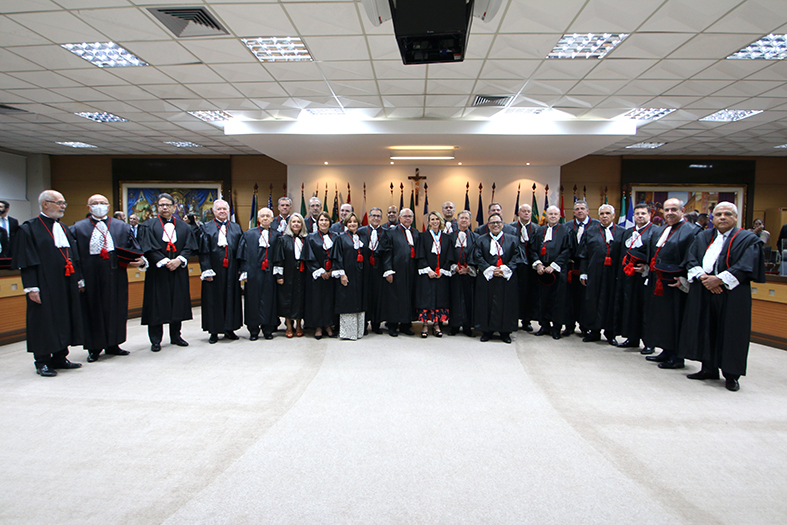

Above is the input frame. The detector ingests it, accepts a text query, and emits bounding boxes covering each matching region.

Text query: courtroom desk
[751,275,787,350]
[0,261,203,346]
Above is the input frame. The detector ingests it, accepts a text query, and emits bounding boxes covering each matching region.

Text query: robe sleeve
[331,236,346,275]
[236,234,248,273]
[178,223,198,260]
[13,224,41,289]
[471,238,492,273]
[506,239,523,272]
[198,224,212,272]
[415,233,431,272]
[380,230,394,273]
[725,236,766,284]
[139,222,167,263]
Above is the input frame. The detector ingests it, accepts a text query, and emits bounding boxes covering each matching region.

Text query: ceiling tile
[57,67,129,85]
[668,34,763,59]
[319,60,375,81]
[0,16,51,46]
[233,82,288,98]
[426,79,476,95]
[569,79,630,96]
[157,64,226,83]
[464,33,494,60]
[425,94,470,107]
[280,80,333,97]
[568,0,664,33]
[639,60,716,80]
[640,0,744,32]
[75,7,170,41]
[8,11,106,43]
[487,33,560,60]
[427,60,484,80]
[472,79,525,94]
[54,85,119,101]
[187,82,245,99]
[663,79,733,97]
[479,59,539,80]
[179,38,257,64]
[585,59,659,80]
[8,71,84,88]
[615,79,683,96]
[210,63,274,83]
[691,60,774,81]
[327,80,378,96]
[498,0,587,33]
[376,79,425,95]
[521,80,577,95]
[6,88,75,103]
[284,3,363,36]
[0,72,37,89]
[611,33,694,60]
[424,107,464,118]
[211,3,296,37]
[373,60,426,80]
[336,95,382,108]
[262,62,325,81]
[306,36,370,61]
[10,45,98,70]
[122,41,199,67]
[713,81,785,98]
[381,95,424,108]
[530,60,598,80]
[706,0,787,33]
[386,107,424,118]
[140,83,199,98]
[0,0,62,13]
[366,35,400,60]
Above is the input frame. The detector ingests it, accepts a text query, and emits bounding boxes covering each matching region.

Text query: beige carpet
[1,313,785,524]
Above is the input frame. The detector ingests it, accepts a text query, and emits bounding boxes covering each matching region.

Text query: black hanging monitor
[390,0,474,65]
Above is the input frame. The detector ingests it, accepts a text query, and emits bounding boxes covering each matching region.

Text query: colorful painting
[121,183,223,224]
[631,186,745,227]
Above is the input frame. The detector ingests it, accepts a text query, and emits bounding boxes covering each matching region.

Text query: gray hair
[713,202,738,215]
[38,190,60,211]
[213,199,228,210]
[278,196,292,206]
[546,205,560,214]
[457,210,472,220]
[598,204,615,215]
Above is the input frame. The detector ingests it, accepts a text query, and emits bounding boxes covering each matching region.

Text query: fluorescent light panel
[547,33,628,59]
[505,107,547,116]
[305,108,345,116]
[75,112,128,123]
[165,141,202,148]
[56,141,97,148]
[389,145,455,151]
[188,110,232,122]
[619,108,676,121]
[61,42,147,68]
[242,37,312,62]
[625,142,665,149]
[390,156,455,160]
[727,34,787,60]
[699,109,763,122]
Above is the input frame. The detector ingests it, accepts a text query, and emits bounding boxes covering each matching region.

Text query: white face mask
[90,204,109,217]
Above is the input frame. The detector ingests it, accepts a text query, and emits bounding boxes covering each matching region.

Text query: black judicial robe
[414,230,454,311]
[273,234,308,319]
[359,225,385,326]
[578,222,624,333]
[475,223,516,236]
[271,215,289,233]
[562,218,599,328]
[331,231,367,315]
[199,220,243,334]
[470,233,523,333]
[14,215,83,353]
[529,224,571,326]
[510,220,540,323]
[139,216,197,326]
[304,231,337,327]
[329,221,347,235]
[443,218,458,235]
[678,228,765,376]
[0,226,9,257]
[613,223,656,341]
[305,215,319,234]
[642,220,701,352]
[70,217,138,351]
[238,227,280,331]
[448,229,478,329]
[380,224,420,324]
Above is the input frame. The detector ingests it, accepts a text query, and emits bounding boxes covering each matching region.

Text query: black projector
[390,0,474,65]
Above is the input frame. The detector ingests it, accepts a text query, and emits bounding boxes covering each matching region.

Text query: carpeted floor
[1,313,785,524]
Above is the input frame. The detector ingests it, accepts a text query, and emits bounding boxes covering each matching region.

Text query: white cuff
[532,260,542,270]
[273,266,284,276]
[312,268,326,280]
[78,279,85,288]
[418,267,432,275]
[718,270,740,290]
[333,269,346,277]
[439,268,452,277]
[157,257,171,268]
[580,273,588,281]
[483,266,495,281]
[25,287,40,293]
[467,266,477,278]
[139,256,149,270]
[677,276,690,294]
[500,265,513,280]
[200,269,216,281]
[687,266,704,283]
[177,256,188,267]
[450,263,459,275]
[641,266,650,278]
[383,270,395,278]
[239,272,247,281]
[550,262,561,273]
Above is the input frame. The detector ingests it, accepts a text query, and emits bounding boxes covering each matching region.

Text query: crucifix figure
[409,168,426,206]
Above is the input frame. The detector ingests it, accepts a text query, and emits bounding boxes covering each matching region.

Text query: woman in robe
[415,211,453,337]
[304,212,336,339]
[274,212,308,338]
[448,210,478,336]
[331,213,367,340]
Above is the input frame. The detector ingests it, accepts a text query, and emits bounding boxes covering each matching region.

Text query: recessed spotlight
[699,109,763,122]
[61,42,147,68]
[75,112,128,123]
[526,162,530,165]
[390,161,394,165]
[617,108,676,121]
[165,141,202,148]
[625,142,665,149]
[56,141,97,148]
[547,33,628,59]
[241,37,313,62]
[728,34,787,60]
[188,110,233,123]
[458,162,462,165]
[324,161,328,165]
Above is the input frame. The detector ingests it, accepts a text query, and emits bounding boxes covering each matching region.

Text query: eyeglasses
[158,203,173,208]
[488,221,503,225]
[45,200,68,207]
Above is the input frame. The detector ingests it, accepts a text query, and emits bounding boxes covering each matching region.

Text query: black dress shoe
[172,337,189,347]
[263,333,273,340]
[249,333,259,341]
[151,343,161,352]
[646,352,669,362]
[87,351,100,363]
[388,329,398,337]
[582,332,601,343]
[619,339,640,348]
[687,370,720,380]
[725,378,740,392]
[534,327,549,336]
[400,328,414,336]
[607,338,618,346]
[561,327,573,336]
[463,327,475,337]
[480,332,491,342]
[450,326,460,336]
[36,364,57,377]
[372,325,383,335]
[209,334,219,344]
[658,359,685,369]
[105,347,130,356]
[224,331,239,340]
[551,328,561,340]
[52,359,82,369]
[523,323,533,332]
[640,347,655,355]
[501,333,512,344]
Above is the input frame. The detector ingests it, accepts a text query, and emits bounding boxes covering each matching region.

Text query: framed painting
[631,185,746,227]
[121,182,223,224]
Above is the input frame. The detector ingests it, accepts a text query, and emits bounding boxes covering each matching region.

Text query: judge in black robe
[530,207,572,339]
[71,194,143,362]
[304,196,323,235]
[270,196,292,234]
[414,212,454,337]
[359,208,386,334]
[561,202,598,336]
[643,198,701,369]
[448,212,478,336]
[332,213,367,340]
[329,203,353,234]
[678,203,765,391]
[510,204,539,331]
[274,213,309,337]
[13,190,83,376]
[139,193,198,351]
[470,213,523,343]
[380,208,420,336]
[238,208,280,340]
[199,200,243,343]
[0,226,8,258]
[304,212,337,338]
[578,206,624,344]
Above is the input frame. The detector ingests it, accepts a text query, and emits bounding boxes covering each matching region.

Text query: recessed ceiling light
[727,34,787,60]
[241,37,312,62]
[775,144,787,149]
[307,108,345,116]
[625,142,665,149]
[390,156,456,160]
[56,141,97,148]
[61,42,147,68]
[75,112,128,123]
[390,161,394,164]
[699,109,763,122]
[188,110,233,123]
[526,162,530,165]
[389,145,455,151]
[504,107,547,116]
[458,162,462,165]
[547,33,628,59]
[165,141,202,148]
[324,161,328,165]
[618,108,676,121]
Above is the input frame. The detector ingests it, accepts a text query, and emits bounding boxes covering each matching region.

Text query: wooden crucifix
[408,168,426,206]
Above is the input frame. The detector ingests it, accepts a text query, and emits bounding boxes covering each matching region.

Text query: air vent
[0,104,29,114]
[472,95,512,107]
[148,7,229,38]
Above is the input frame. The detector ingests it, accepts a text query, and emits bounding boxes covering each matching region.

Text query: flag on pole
[421,184,429,231]
[267,184,273,211]
[559,185,566,224]
[361,183,368,226]
[540,184,549,225]
[619,186,627,226]
[226,188,237,225]
[409,189,416,230]
[346,183,351,205]
[464,182,470,213]
[475,183,484,227]
[531,183,539,225]
[300,183,306,217]
[619,186,634,228]
[331,185,339,222]
[248,184,258,229]
[323,184,329,213]
[513,183,520,221]
[399,183,404,212]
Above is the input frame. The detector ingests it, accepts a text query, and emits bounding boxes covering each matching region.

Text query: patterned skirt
[418,308,449,324]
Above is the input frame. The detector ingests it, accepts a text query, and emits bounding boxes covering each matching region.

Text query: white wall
[0,151,50,222]
[289,164,560,227]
